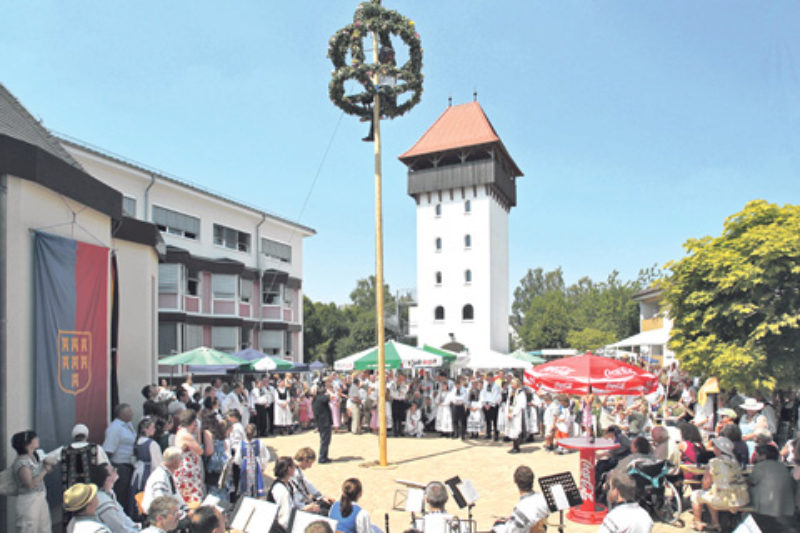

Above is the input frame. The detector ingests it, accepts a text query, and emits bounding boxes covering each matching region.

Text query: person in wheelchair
[626,454,684,525]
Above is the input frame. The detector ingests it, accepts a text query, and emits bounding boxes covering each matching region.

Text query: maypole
[328,0,423,466]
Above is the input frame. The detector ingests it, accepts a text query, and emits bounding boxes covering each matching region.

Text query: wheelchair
[627,459,684,526]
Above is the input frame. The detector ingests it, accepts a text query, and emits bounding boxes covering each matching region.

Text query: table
[556,436,620,525]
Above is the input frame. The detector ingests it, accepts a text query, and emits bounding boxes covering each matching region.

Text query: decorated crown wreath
[328,0,423,120]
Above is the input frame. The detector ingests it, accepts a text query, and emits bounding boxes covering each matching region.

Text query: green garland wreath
[328,1,423,119]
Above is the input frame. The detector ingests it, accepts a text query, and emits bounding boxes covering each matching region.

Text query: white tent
[456,350,531,370]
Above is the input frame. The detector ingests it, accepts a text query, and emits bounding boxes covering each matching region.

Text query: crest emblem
[58,330,92,395]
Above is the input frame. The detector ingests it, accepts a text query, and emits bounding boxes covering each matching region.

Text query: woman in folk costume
[273,379,294,435]
[506,378,527,454]
[466,384,484,438]
[435,381,453,437]
[239,424,270,498]
[130,417,161,510]
[329,381,343,432]
[298,389,314,429]
[496,380,509,436]
[404,402,425,438]
[525,387,542,440]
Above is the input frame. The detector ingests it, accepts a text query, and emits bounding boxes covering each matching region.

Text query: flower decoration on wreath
[328,0,423,120]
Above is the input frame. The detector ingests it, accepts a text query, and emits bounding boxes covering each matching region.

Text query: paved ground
[263,429,692,533]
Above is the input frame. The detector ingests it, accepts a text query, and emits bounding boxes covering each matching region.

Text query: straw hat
[63,483,98,512]
[717,407,737,419]
[741,398,764,411]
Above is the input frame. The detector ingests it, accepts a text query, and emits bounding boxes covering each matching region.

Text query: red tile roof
[399,101,522,176]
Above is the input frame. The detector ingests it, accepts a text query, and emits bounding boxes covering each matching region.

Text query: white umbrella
[458,350,531,370]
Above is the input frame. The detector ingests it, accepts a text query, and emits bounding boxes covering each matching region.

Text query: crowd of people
[6,363,800,533]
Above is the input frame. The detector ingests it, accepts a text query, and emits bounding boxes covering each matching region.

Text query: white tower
[400,102,522,355]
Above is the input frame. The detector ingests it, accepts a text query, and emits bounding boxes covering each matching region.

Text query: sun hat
[717,408,737,419]
[741,397,764,411]
[63,483,98,512]
[71,424,89,439]
[711,436,735,458]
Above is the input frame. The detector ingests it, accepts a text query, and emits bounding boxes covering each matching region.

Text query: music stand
[444,476,478,533]
[538,472,582,533]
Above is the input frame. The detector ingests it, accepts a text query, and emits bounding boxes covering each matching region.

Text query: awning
[609,328,669,348]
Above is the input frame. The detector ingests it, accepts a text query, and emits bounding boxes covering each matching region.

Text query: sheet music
[291,510,338,533]
[733,515,761,533]
[405,488,425,512]
[457,480,479,505]
[550,484,570,511]
[202,494,222,510]
[231,497,279,533]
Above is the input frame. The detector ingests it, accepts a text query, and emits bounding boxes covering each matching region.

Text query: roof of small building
[399,101,522,176]
[0,83,83,169]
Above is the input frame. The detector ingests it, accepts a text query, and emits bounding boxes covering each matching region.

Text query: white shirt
[598,502,653,533]
[142,465,187,517]
[492,493,549,533]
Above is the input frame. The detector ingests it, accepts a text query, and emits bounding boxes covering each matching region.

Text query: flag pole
[372,20,388,467]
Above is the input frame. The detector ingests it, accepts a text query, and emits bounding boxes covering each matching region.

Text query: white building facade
[61,140,315,364]
[400,102,522,355]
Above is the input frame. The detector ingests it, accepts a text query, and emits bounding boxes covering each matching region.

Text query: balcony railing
[641,317,664,331]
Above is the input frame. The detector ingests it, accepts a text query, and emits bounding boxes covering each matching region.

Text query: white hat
[71,424,89,439]
[741,398,764,411]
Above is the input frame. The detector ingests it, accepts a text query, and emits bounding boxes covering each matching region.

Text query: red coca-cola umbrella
[523,352,658,395]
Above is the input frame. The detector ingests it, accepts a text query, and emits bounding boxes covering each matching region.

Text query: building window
[465,269,472,284]
[284,331,293,357]
[122,196,136,218]
[435,203,442,217]
[240,328,251,350]
[214,224,251,252]
[211,326,237,353]
[158,322,179,356]
[462,304,474,320]
[260,330,282,355]
[262,281,281,305]
[186,270,199,296]
[435,237,442,252]
[435,271,442,285]
[240,278,252,303]
[158,263,183,294]
[434,306,445,321]
[262,238,292,263]
[185,324,204,351]
[464,200,471,213]
[152,206,199,240]
[464,234,472,249]
[212,274,236,300]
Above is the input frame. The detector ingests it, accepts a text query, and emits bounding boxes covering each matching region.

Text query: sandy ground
[261,429,692,533]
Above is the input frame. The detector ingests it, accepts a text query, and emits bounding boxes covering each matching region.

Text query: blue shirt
[329,501,362,533]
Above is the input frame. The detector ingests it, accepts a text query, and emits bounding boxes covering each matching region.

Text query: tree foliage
[303,276,399,364]
[513,266,658,351]
[662,200,800,392]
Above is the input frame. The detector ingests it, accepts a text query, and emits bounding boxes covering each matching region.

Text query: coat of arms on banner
[58,330,92,395]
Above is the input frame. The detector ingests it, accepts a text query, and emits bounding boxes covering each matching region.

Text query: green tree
[511,267,565,327]
[662,200,800,392]
[521,289,571,348]
[566,328,617,352]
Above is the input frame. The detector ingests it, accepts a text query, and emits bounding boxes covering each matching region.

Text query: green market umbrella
[159,346,246,367]
[509,349,546,365]
[334,341,443,371]
[422,344,458,363]
[251,355,295,372]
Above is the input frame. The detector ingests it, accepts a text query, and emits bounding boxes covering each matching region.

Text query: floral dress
[174,429,205,504]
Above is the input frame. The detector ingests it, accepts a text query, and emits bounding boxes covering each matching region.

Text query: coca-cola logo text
[603,367,636,378]
[579,458,594,502]
[539,366,575,377]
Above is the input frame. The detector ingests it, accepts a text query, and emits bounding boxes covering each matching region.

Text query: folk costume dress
[273,386,293,429]
[239,438,269,498]
[131,436,161,498]
[467,391,485,435]
[435,388,453,434]
[504,388,526,441]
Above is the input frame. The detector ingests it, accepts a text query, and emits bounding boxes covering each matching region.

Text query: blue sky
[2,1,798,304]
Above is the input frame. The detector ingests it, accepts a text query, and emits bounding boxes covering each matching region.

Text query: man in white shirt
[480,379,501,441]
[389,374,409,437]
[142,447,188,518]
[251,377,270,437]
[414,481,453,533]
[598,471,653,533]
[492,466,549,533]
[223,382,249,426]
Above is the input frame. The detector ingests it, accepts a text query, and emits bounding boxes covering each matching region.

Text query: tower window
[465,269,472,283]
[435,237,442,252]
[462,304,474,320]
[435,203,442,217]
[434,306,445,321]
[435,271,442,285]
[464,200,471,213]
[464,234,472,249]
